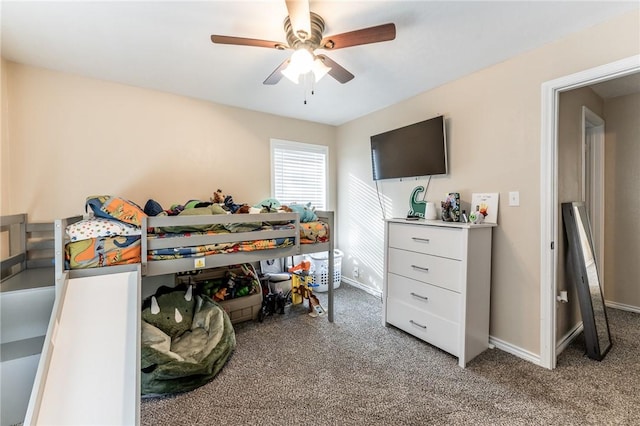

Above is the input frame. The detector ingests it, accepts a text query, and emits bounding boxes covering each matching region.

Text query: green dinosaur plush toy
[288,202,318,222]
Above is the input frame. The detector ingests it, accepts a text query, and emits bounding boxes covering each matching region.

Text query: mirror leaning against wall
[562,202,612,361]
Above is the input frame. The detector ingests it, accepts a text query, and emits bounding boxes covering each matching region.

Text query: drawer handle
[410,292,429,301]
[410,320,427,329]
[412,237,430,243]
[411,265,429,272]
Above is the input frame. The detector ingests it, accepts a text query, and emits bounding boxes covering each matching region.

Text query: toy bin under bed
[176,264,263,324]
[140,284,236,397]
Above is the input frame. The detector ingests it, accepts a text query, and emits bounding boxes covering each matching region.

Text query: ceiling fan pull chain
[303,72,310,104]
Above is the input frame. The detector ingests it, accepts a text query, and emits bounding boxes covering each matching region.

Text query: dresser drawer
[387,273,460,323]
[388,248,462,292]
[386,299,459,356]
[388,222,463,260]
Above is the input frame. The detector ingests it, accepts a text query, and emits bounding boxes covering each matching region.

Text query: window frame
[270,138,328,210]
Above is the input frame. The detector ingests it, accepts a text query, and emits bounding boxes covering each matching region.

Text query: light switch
[509,191,520,207]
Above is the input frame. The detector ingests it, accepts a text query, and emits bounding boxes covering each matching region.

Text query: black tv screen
[370,115,447,181]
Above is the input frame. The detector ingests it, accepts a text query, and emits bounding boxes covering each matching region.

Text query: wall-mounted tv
[370,115,447,181]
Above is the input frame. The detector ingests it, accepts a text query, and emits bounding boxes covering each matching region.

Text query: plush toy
[235,204,251,214]
[211,189,226,204]
[224,195,244,213]
[287,202,318,223]
[254,198,281,211]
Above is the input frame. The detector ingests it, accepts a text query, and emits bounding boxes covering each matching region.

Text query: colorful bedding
[300,221,329,244]
[148,237,294,261]
[145,221,327,261]
[64,213,329,269]
[66,235,141,269]
[148,221,328,244]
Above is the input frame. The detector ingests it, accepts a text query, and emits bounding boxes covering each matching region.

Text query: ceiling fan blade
[317,55,354,84]
[263,59,290,85]
[211,35,288,50]
[285,0,311,41]
[320,23,396,50]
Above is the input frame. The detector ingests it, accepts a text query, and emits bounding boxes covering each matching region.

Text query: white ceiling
[1,1,638,126]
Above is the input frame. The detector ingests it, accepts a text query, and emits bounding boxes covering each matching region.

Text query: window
[270,139,328,210]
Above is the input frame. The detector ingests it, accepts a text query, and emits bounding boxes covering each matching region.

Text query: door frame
[539,55,640,370]
[582,106,605,274]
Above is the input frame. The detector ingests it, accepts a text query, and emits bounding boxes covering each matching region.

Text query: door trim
[539,55,640,370]
[582,106,605,276]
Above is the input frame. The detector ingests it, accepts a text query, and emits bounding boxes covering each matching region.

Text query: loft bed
[28,209,336,424]
[54,210,336,321]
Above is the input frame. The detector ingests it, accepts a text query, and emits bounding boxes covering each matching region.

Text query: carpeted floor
[141,284,640,425]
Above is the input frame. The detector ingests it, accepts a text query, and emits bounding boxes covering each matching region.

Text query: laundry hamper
[309,249,343,292]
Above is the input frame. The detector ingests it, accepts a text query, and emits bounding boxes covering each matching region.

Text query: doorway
[540,55,640,370]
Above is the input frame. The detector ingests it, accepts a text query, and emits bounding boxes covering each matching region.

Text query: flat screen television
[370,115,447,181]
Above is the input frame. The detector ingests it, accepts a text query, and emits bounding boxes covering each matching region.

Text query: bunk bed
[54,210,336,322]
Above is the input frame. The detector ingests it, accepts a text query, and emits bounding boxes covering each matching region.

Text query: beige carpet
[141,284,640,425]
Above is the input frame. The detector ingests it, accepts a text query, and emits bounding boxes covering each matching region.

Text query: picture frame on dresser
[470,193,499,224]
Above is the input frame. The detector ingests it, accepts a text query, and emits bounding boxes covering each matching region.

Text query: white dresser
[383,219,495,367]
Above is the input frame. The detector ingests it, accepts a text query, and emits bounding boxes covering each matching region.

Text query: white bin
[309,249,343,292]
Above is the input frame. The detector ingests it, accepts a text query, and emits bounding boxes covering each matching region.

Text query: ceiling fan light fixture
[290,48,314,72]
[281,62,302,84]
[282,48,315,83]
[311,57,331,83]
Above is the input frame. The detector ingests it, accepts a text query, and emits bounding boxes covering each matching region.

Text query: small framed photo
[471,193,499,224]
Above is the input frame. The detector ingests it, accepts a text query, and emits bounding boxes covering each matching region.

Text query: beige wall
[556,87,604,341]
[336,10,639,356]
[1,62,336,221]
[604,92,640,308]
[2,9,638,363]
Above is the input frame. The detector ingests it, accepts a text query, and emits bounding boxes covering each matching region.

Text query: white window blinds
[271,139,327,210]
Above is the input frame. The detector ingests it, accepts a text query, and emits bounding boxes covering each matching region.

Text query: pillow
[66,217,142,242]
[86,195,146,227]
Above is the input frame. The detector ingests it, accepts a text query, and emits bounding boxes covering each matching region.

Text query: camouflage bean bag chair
[141,284,235,396]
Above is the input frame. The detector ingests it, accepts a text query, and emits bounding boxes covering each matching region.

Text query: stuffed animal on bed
[287,202,318,223]
[211,189,226,204]
[254,198,281,211]
[224,195,246,213]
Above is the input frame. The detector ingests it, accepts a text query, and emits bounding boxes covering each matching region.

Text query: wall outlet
[353,266,360,278]
[556,290,568,303]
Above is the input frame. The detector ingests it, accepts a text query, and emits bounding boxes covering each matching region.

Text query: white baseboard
[488,335,542,366]
[341,277,382,299]
[606,300,640,314]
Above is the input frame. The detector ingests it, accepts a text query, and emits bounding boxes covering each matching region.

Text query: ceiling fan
[210,0,396,85]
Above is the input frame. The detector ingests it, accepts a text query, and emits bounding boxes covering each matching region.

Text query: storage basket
[176,264,262,324]
[309,249,343,292]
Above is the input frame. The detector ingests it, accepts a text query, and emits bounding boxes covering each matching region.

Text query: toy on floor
[288,260,324,317]
[258,290,288,322]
